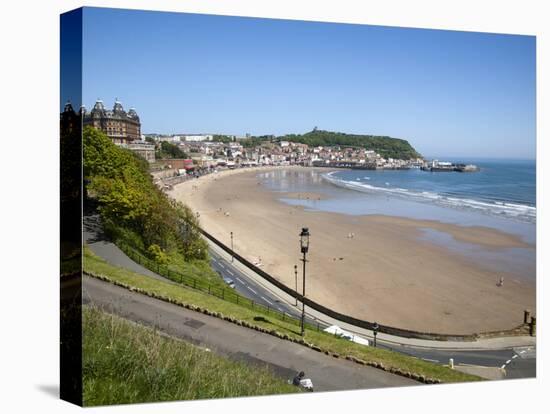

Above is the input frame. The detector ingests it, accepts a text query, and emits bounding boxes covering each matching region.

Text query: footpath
[83,275,417,391]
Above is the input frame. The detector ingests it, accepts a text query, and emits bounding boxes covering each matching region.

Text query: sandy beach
[169,167,536,334]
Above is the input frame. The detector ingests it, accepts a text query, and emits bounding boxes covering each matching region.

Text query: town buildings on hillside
[62,101,423,170]
[162,138,424,172]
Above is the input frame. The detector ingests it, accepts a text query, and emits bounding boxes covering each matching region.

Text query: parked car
[223,277,235,289]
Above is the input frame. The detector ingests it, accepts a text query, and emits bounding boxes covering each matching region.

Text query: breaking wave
[322,172,536,223]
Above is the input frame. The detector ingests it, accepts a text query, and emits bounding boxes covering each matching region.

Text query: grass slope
[84,246,482,384]
[83,306,298,406]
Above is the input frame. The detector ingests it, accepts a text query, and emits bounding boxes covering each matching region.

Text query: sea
[257,159,536,278]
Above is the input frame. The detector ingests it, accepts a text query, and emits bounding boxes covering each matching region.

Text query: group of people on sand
[216,207,231,217]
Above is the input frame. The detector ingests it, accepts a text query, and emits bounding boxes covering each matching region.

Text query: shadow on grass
[253,316,271,323]
[252,315,304,336]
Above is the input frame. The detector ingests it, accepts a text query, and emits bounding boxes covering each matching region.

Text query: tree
[157,141,187,159]
[83,126,206,261]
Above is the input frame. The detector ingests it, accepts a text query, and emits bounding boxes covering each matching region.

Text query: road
[204,236,535,379]
[209,250,327,329]
[83,214,535,379]
[377,343,535,380]
[83,275,418,391]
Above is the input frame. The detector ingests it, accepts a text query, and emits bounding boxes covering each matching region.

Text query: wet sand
[169,167,536,334]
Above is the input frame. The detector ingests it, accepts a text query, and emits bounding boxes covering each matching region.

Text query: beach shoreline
[168,166,535,334]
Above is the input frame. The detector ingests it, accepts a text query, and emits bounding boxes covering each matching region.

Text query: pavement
[83,275,419,391]
[454,365,505,381]
[83,215,166,283]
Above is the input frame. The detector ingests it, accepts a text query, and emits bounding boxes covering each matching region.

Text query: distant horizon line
[424,155,536,162]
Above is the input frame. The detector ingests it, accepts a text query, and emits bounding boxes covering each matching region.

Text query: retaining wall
[200,228,528,341]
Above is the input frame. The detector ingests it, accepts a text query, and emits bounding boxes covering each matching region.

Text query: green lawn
[83,246,482,384]
[83,306,298,406]
[116,239,228,291]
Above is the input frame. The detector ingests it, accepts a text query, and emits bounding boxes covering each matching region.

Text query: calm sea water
[325,159,536,224]
[258,160,536,279]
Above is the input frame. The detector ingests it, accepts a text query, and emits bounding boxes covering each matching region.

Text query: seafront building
[82,98,141,144]
[60,98,156,163]
[168,137,424,170]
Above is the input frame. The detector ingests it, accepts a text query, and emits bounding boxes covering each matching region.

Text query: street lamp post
[373,322,379,347]
[299,227,310,336]
[230,231,234,263]
[294,264,298,306]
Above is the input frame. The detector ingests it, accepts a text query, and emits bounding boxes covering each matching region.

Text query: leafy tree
[156,141,187,159]
[83,126,207,261]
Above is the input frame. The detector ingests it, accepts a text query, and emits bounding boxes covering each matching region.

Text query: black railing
[116,242,322,333]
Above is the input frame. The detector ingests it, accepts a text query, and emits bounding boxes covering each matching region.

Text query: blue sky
[78,7,536,159]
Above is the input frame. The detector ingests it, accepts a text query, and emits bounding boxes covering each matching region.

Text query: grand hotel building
[82,98,141,144]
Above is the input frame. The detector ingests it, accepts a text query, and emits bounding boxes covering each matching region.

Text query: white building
[183,134,214,142]
[156,135,181,143]
[365,150,378,159]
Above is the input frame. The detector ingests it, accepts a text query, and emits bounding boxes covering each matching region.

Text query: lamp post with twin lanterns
[372,322,379,347]
[299,227,310,336]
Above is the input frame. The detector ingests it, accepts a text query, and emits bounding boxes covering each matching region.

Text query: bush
[147,244,168,265]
